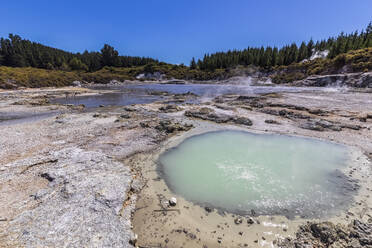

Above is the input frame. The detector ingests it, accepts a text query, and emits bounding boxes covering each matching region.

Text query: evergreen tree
[101,44,120,67]
[307,39,314,57]
[190,57,197,69]
[0,34,159,71]
[271,47,278,66]
[298,42,308,62]
[194,22,372,70]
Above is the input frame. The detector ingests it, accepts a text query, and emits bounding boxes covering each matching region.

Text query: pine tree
[190,57,197,69]
[101,44,120,67]
[298,42,308,62]
[271,47,278,66]
[307,39,314,58]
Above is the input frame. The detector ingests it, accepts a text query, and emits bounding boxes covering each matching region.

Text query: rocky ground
[293,71,372,88]
[279,220,372,248]
[0,85,371,248]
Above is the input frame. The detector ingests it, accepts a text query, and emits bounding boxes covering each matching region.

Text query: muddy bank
[131,89,371,247]
[131,122,371,248]
[0,86,371,247]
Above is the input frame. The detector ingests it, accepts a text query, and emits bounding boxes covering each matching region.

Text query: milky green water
[159,130,356,218]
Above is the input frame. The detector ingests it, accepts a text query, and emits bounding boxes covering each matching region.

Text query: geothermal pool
[52,83,344,107]
[159,130,357,218]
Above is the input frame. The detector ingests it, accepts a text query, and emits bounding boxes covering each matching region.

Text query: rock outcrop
[293,72,372,88]
[155,120,193,133]
[159,104,183,113]
[299,119,363,132]
[279,220,372,248]
[185,107,252,126]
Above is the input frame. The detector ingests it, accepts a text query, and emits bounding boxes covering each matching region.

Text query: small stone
[205,207,213,213]
[129,233,138,245]
[40,173,55,182]
[234,116,253,126]
[120,114,130,119]
[265,119,279,124]
[247,217,255,225]
[359,117,367,122]
[124,106,136,112]
[234,217,243,225]
[169,197,177,206]
[140,122,149,128]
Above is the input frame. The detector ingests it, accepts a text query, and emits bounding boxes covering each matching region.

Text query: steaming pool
[159,130,357,218]
[51,83,346,108]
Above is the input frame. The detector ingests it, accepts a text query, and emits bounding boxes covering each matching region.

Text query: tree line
[193,22,372,70]
[1,22,371,73]
[0,34,158,71]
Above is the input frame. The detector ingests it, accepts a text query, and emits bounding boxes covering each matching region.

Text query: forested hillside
[0,34,158,71]
[195,23,372,70]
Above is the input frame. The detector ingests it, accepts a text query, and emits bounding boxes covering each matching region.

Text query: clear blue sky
[1,0,371,64]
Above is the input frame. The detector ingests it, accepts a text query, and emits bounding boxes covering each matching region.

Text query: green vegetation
[195,23,372,70]
[0,63,228,89]
[81,63,228,84]
[139,62,228,80]
[0,33,231,88]
[271,47,372,84]
[0,34,158,72]
[1,47,371,89]
[0,66,80,89]
[1,22,372,89]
